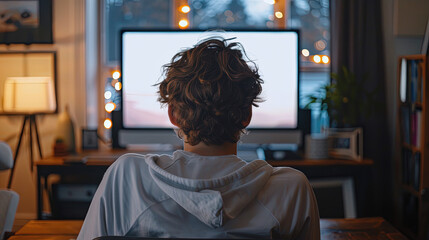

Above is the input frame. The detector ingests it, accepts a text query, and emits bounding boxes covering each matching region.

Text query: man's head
[158,37,263,146]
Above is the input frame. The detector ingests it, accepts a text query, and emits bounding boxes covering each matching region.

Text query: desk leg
[37,169,43,220]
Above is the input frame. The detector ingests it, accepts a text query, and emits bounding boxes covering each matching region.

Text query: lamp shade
[3,77,56,114]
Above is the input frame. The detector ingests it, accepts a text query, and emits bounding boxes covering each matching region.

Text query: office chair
[0,141,20,240]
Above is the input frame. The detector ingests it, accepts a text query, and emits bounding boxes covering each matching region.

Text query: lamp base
[7,114,43,189]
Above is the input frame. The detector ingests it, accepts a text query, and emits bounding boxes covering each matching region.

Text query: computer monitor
[114,29,300,148]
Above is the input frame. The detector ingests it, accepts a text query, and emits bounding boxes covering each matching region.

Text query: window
[101,0,330,133]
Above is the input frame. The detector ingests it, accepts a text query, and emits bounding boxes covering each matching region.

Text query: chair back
[0,190,19,240]
[0,141,13,171]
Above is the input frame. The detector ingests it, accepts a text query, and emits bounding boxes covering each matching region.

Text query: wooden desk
[9,218,407,240]
[321,217,408,239]
[9,220,82,240]
[36,152,373,219]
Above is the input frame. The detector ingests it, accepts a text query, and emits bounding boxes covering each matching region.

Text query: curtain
[330,0,392,219]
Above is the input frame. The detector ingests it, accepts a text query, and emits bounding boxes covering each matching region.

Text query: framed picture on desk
[328,128,363,161]
[82,129,98,150]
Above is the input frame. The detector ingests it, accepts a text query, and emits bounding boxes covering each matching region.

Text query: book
[414,153,421,191]
[416,110,422,148]
[401,105,411,144]
[400,58,407,102]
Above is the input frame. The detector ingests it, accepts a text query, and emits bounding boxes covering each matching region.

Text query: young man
[78,38,320,240]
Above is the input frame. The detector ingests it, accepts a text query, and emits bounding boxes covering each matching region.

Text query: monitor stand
[238,143,302,161]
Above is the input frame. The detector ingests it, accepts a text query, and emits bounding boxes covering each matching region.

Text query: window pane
[104,0,171,63]
[189,0,274,29]
[289,0,330,67]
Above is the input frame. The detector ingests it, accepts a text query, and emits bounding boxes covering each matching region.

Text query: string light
[104,118,112,129]
[180,5,190,13]
[104,91,112,100]
[105,102,116,113]
[178,19,189,29]
[301,49,310,57]
[112,71,121,79]
[275,11,283,18]
[115,82,122,91]
[322,55,330,64]
[313,55,321,63]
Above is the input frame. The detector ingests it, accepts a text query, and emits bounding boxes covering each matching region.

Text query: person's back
[78,38,320,240]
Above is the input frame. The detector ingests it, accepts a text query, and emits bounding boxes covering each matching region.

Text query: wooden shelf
[396,54,429,239]
[401,143,421,153]
[401,184,420,197]
[267,158,373,167]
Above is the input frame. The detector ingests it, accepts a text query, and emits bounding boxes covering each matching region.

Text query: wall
[382,0,425,222]
[0,0,86,219]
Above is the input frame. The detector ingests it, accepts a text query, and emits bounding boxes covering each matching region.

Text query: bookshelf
[396,54,429,239]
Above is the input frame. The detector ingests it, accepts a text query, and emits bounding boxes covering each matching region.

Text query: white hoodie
[77,151,320,240]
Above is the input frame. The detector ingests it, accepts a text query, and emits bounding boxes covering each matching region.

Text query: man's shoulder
[259,166,312,198]
[269,167,309,183]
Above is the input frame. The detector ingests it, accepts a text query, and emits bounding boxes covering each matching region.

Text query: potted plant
[305,67,378,128]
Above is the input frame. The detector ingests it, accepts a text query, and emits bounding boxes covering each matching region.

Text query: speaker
[111,110,124,149]
[298,108,311,150]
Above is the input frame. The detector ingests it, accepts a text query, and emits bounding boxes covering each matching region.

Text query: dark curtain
[330,0,392,219]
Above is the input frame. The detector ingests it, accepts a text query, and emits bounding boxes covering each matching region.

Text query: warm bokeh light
[178,19,189,29]
[111,79,118,87]
[180,5,191,13]
[112,71,121,79]
[224,10,233,17]
[105,102,116,113]
[264,0,276,4]
[322,55,330,64]
[275,11,283,18]
[314,40,327,51]
[104,91,112,100]
[104,118,112,129]
[115,82,122,91]
[301,49,310,57]
[313,55,321,63]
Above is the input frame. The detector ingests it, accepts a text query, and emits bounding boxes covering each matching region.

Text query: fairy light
[112,71,121,79]
[104,118,112,129]
[180,5,191,13]
[301,49,310,57]
[322,55,330,64]
[275,11,283,18]
[104,91,112,100]
[178,19,189,29]
[313,55,321,63]
[105,102,116,113]
[115,82,122,91]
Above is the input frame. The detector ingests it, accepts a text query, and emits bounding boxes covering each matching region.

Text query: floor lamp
[3,77,56,189]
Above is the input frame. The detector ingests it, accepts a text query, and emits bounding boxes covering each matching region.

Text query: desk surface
[9,218,407,240]
[36,150,373,167]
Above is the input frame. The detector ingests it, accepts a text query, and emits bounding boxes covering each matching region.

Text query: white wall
[0,0,86,218]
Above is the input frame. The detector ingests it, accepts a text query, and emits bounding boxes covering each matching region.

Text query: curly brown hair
[158,37,263,146]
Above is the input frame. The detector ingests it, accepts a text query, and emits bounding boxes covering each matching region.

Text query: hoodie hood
[145,151,273,228]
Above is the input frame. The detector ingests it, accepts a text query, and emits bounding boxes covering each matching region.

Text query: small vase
[55,106,76,154]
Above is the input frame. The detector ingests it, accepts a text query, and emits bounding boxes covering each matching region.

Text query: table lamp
[3,76,56,188]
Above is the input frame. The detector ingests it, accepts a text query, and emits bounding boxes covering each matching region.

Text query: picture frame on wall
[0,0,53,44]
[328,128,363,161]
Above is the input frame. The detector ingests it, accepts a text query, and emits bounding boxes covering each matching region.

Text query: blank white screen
[122,31,298,129]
